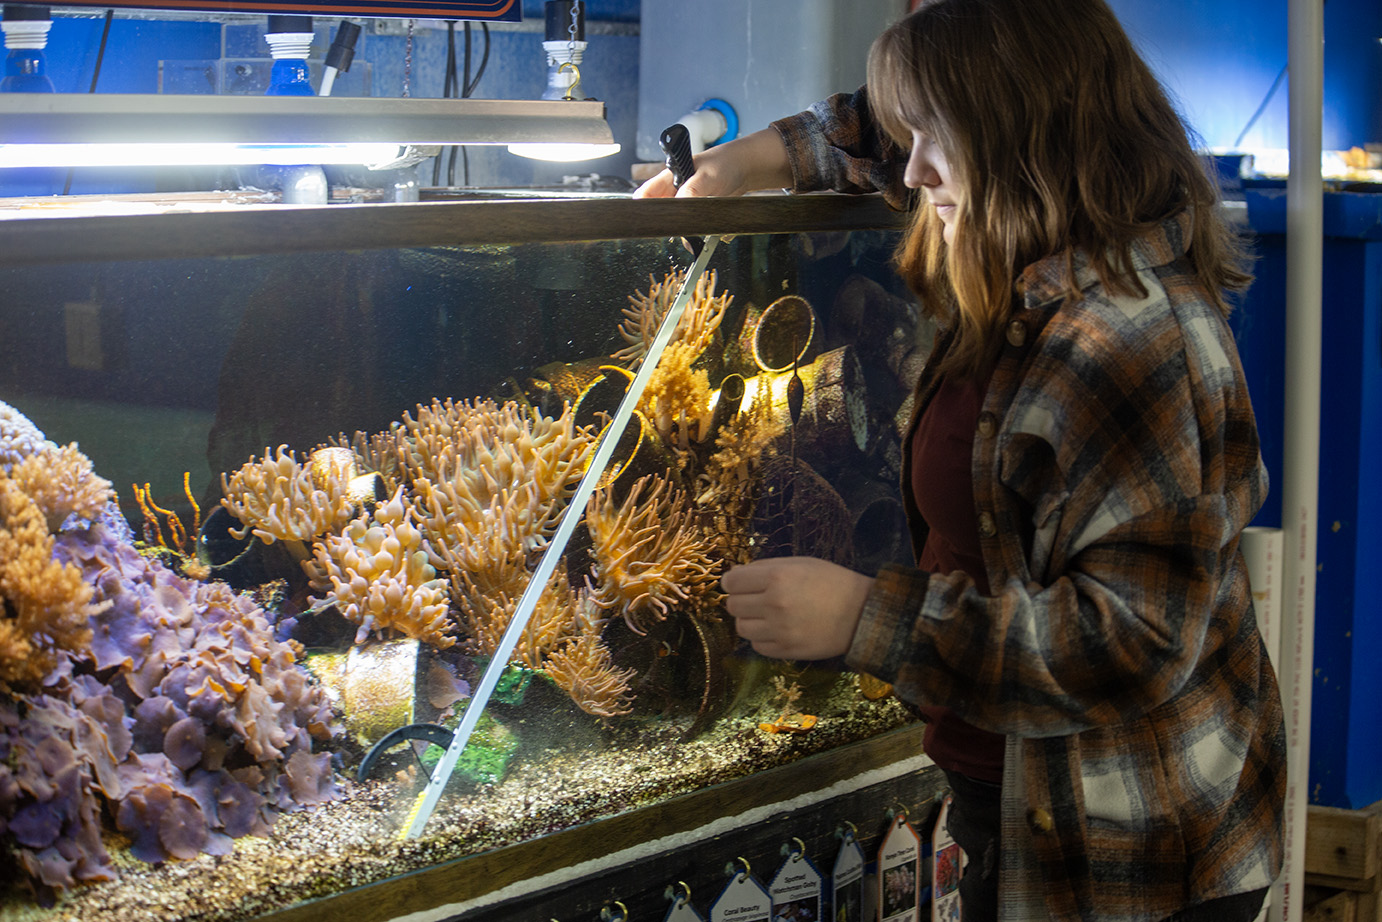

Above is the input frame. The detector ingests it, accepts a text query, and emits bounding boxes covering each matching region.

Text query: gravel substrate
[1,673,914,922]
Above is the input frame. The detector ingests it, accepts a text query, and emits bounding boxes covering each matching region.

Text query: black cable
[464,22,489,97]
[456,21,472,186]
[64,9,115,195]
[458,23,489,186]
[1233,62,1288,150]
[433,21,458,186]
[88,8,113,92]
[444,20,457,97]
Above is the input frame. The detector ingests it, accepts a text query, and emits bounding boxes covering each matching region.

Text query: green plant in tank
[457,712,519,785]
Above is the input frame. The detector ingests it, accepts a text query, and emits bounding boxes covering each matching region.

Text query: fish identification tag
[930,794,964,922]
[769,839,823,921]
[710,858,772,922]
[663,881,706,922]
[832,824,866,922]
[877,811,922,922]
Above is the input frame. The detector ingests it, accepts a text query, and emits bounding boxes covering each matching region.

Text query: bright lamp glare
[0,143,406,168]
[506,142,622,162]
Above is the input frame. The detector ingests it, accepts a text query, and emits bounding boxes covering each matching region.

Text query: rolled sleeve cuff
[770,108,837,196]
[845,563,930,683]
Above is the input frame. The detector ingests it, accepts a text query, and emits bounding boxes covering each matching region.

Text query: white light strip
[0,95,616,146]
[506,142,622,162]
[0,142,407,168]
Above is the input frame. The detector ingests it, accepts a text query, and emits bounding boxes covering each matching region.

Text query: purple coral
[0,695,122,904]
[0,512,342,900]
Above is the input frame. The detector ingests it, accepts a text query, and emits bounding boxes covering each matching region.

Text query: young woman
[636,2,1286,920]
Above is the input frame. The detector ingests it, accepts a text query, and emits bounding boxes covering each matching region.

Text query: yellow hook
[559,61,583,100]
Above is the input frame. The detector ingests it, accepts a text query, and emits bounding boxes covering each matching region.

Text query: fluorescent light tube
[0,142,407,168]
[506,142,622,162]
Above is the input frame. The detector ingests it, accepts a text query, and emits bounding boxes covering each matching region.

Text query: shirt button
[977,412,997,438]
[1006,319,1028,348]
[1027,807,1055,834]
[978,512,997,537]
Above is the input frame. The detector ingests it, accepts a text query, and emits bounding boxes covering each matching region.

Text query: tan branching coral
[220,445,358,549]
[426,477,584,670]
[696,376,786,565]
[613,270,731,369]
[759,676,817,734]
[397,399,595,663]
[309,487,452,648]
[543,597,635,718]
[424,480,551,603]
[0,474,106,692]
[457,567,582,669]
[702,375,786,487]
[586,476,719,634]
[7,444,114,532]
[637,343,715,450]
[392,398,593,511]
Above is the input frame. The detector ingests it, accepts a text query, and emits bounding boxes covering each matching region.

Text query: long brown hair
[867,0,1252,377]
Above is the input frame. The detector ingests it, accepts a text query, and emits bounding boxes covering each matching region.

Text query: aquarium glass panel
[0,199,927,919]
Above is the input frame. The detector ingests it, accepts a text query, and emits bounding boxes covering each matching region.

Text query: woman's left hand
[722,557,874,660]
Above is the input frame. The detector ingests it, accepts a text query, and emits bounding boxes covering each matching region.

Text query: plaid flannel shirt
[772,91,1286,921]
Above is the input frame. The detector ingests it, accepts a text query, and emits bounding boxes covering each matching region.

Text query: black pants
[1159,887,1268,922]
[941,769,1270,922]
[942,769,1002,922]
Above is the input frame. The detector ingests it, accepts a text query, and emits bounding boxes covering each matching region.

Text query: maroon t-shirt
[909,371,1006,783]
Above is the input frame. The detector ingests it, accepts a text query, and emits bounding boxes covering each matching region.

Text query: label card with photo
[769,840,823,922]
[832,826,867,922]
[877,812,922,922]
[710,860,773,922]
[930,794,965,922]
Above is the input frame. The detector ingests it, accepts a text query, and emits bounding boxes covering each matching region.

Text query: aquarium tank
[0,192,933,920]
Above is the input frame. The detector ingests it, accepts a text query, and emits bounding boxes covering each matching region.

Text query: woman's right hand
[632,127,794,199]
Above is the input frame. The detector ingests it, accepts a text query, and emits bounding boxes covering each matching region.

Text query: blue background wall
[3,0,1379,197]
[1109,0,1381,151]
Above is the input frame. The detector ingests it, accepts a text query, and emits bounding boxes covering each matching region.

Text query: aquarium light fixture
[505,141,622,162]
[0,94,616,168]
[0,142,408,168]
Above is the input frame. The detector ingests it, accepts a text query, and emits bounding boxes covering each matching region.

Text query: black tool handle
[657,123,704,257]
[660,123,697,189]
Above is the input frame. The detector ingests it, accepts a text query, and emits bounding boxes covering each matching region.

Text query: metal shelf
[0,192,907,266]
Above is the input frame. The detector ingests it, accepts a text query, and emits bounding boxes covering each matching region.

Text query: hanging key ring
[665,880,692,907]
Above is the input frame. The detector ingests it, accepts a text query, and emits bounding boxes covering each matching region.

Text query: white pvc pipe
[677,108,728,154]
[1241,526,1284,672]
[1270,1,1323,920]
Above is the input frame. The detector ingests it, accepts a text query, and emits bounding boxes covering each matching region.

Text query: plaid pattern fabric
[774,96,1286,921]
[773,87,915,210]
